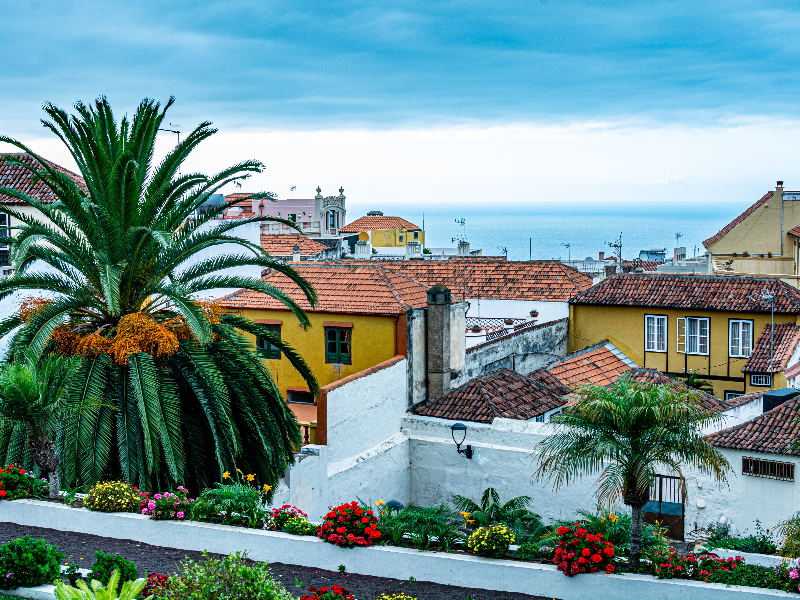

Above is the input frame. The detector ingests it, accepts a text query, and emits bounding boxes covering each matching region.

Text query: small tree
[0,351,79,497]
[534,375,730,570]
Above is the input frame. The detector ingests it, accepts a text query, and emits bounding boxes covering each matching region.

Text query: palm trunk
[48,471,60,499]
[29,438,60,499]
[630,505,643,571]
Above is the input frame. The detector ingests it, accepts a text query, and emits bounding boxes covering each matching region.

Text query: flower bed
[1,499,798,600]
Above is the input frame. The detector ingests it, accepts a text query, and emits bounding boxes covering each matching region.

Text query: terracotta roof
[788,225,800,239]
[261,234,330,256]
[0,153,86,204]
[627,368,731,412]
[340,216,421,233]
[742,323,800,373]
[706,397,800,456]
[217,263,430,316]
[724,390,767,408]
[703,191,773,248]
[541,341,637,387]
[376,259,592,302]
[413,368,568,423]
[622,260,665,272]
[570,274,800,314]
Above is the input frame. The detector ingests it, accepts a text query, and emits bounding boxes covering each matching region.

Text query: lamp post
[451,423,473,459]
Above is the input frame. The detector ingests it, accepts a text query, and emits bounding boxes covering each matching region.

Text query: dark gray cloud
[2,0,800,134]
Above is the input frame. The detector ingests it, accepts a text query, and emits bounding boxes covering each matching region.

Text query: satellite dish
[358,231,369,241]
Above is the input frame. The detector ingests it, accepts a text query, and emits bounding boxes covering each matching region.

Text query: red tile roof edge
[703,191,773,248]
[466,318,568,354]
[322,355,406,392]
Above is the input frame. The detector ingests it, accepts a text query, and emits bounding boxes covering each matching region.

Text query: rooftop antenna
[158,123,182,174]
[605,232,622,271]
[749,288,776,389]
[454,218,467,301]
[561,242,571,262]
[497,246,508,258]
[676,232,683,249]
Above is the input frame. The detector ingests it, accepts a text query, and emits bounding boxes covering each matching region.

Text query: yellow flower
[222,471,230,479]
[263,484,272,493]
[460,511,471,518]
[376,499,385,506]
[466,519,475,524]
[236,468,243,474]
[246,473,255,482]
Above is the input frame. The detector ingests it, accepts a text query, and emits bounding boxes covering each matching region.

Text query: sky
[2,0,800,219]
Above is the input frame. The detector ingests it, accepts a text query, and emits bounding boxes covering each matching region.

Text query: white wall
[176,220,262,299]
[466,299,568,322]
[707,396,764,435]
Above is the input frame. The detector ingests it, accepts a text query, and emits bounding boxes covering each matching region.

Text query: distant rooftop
[340,215,422,233]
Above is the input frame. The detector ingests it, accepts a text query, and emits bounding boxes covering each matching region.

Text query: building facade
[340,213,425,250]
[569,274,800,400]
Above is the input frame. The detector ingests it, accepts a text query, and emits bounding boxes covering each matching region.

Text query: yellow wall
[229,308,401,398]
[370,228,425,248]
[569,304,798,399]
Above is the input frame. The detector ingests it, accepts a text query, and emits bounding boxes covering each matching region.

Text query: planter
[0,500,797,600]
[504,319,514,325]
[0,584,56,600]
[529,311,539,318]
[471,326,482,333]
[709,548,790,568]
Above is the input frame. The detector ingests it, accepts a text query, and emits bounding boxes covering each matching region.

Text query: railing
[297,420,317,446]
[513,319,539,333]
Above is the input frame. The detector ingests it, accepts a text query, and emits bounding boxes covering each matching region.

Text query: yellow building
[340,213,425,248]
[569,273,800,400]
[217,263,429,423]
[704,181,800,286]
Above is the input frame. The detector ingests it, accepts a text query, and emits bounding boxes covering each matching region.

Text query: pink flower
[147,501,156,510]
[141,509,148,515]
[177,511,185,519]
[154,494,162,500]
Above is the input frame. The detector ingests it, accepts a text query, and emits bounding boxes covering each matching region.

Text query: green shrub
[83,481,139,513]
[55,571,146,600]
[514,543,555,562]
[0,464,49,500]
[87,551,138,587]
[777,512,800,557]
[467,524,514,558]
[705,520,778,555]
[0,535,64,590]
[192,482,268,528]
[376,502,463,551]
[283,517,317,536]
[164,552,292,600]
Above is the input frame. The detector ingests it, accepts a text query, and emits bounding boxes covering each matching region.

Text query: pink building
[223,187,346,239]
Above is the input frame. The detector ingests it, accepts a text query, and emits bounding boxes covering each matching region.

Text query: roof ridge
[703,191,774,248]
[474,377,499,419]
[374,266,409,309]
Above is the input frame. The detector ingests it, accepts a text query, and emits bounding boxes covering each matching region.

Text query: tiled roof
[628,368,731,412]
[340,216,421,233]
[622,260,665,272]
[0,153,86,204]
[217,263,430,316]
[413,368,568,423]
[261,234,330,256]
[724,390,767,408]
[703,191,773,248]
[376,259,592,302]
[570,274,800,314]
[742,323,800,373]
[705,397,800,456]
[788,225,800,239]
[541,341,637,387]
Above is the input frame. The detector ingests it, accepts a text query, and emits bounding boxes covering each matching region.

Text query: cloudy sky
[2,0,800,214]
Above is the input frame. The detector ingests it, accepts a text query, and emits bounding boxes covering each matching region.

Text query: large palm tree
[0,351,79,497]
[0,96,318,494]
[533,375,730,570]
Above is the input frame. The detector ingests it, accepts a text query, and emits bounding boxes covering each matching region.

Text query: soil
[0,522,558,600]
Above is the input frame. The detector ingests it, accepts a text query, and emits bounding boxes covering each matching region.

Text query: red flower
[591,554,602,563]
[578,557,587,564]
[556,526,570,535]
[581,547,591,556]
[361,517,369,523]
[603,547,614,556]
[606,564,615,574]
[18,469,25,474]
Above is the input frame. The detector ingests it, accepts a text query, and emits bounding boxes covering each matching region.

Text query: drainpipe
[780,181,784,257]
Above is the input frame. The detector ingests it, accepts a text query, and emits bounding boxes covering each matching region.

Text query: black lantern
[451,422,473,459]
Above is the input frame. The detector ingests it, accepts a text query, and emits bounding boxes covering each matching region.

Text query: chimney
[406,240,422,259]
[599,251,605,261]
[426,284,452,400]
[457,240,470,256]
[292,245,301,263]
[355,240,370,257]
[778,181,785,190]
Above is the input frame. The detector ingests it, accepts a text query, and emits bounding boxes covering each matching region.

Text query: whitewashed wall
[706,396,764,435]
[466,299,568,322]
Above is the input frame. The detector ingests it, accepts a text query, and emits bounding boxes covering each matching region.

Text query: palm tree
[533,375,730,570]
[681,371,714,394]
[453,487,544,542]
[0,351,79,497]
[0,96,318,494]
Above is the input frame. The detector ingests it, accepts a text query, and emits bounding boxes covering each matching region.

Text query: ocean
[413,207,734,263]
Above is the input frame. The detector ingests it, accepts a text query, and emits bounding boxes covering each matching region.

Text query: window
[414,231,419,239]
[743,456,794,481]
[677,317,709,355]
[325,327,351,364]
[287,389,314,404]
[256,325,281,359]
[724,392,741,402]
[645,315,667,352]
[751,374,771,386]
[288,213,297,223]
[729,320,753,358]
[328,212,336,229]
[399,235,404,242]
[534,414,545,422]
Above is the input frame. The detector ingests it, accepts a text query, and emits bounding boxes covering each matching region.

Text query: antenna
[676,232,683,249]
[290,185,296,199]
[605,232,622,270]
[561,242,571,262]
[497,246,508,258]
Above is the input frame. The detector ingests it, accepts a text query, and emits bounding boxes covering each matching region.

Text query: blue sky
[2,1,800,220]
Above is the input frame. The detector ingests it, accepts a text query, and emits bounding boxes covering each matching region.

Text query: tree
[0,96,318,494]
[680,371,714,394]
[533,375,730,570]
[0,351,79,497]
[453,487,544,543]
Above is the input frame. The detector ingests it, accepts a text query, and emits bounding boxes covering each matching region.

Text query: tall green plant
[0,96,318,493]
[0,350,80,496]
[534,375,730,570]
[453,487,544,543]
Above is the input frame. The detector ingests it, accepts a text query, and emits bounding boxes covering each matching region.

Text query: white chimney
[293,245,301,263]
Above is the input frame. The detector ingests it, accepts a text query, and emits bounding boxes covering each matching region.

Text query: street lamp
[451,423,473,459]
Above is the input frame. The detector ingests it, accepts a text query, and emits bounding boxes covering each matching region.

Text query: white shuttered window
[729,320,753,358]
[645,315,667,352]
[678,317,709,355]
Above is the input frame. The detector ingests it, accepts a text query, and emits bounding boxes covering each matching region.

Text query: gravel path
[0,522,557,600]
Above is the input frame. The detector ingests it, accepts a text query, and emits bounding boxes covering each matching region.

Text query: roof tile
[706,396,800,456]
[261,234,330,256]
[0,153,86,204]
[743,323,800,373]
[340,216,421,233]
